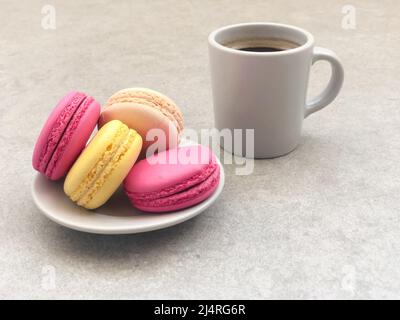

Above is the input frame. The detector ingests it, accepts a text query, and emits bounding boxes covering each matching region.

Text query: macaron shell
[47,98,100,180]
[127,164,220,213]
[124,145,220,212]
[32,91,78,172]
[32,91,100,180]
[98,102,179,154]
[37,93,87,174]
[124,145,216,195]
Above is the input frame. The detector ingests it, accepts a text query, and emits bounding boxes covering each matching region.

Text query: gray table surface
[1,0,399,299]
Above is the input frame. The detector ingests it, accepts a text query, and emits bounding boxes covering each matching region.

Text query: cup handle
[304,47,344,118]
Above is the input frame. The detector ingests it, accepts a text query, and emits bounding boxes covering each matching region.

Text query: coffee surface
[224,38,299,52]
[238,46,283,52]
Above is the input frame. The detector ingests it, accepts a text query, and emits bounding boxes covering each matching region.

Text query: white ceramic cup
[208,23,344,158]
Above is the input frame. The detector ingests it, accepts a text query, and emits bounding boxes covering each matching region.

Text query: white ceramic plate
[32,139,225,234]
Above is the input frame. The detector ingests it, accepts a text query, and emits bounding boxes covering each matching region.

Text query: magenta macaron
[124,145,221,212]
[32,91,100,180]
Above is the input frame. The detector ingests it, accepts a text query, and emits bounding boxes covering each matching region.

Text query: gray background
[1,0,399,299]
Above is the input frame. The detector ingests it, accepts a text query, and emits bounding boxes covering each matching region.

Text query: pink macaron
[32,91,100,180]
[124,145,220,212]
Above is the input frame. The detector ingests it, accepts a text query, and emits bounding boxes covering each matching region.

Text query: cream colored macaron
[64,120,142,209]
[98,88,184,155]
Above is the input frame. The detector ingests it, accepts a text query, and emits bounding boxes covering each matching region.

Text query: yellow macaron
[64,120,142,209]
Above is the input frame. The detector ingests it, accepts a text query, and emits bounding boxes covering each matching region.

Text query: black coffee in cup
[224,38,299,52]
